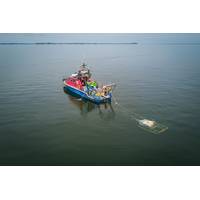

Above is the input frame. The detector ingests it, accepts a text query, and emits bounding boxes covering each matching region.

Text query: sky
[0,33,200,44]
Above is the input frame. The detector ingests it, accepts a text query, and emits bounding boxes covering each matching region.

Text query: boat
[63,63,116,104]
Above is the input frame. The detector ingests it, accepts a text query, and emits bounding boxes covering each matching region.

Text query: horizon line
[0,42,138,45]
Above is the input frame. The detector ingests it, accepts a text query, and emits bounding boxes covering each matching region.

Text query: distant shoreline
[1,42,200,45]
[0,42,138,45]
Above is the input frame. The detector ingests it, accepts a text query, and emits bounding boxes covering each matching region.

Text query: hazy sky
[0,33,200,43]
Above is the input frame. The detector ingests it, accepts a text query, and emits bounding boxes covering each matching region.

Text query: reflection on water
[63,88,115,120]
[98,103,115,121]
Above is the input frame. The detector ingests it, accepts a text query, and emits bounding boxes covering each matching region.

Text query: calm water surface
[0,43,200,165]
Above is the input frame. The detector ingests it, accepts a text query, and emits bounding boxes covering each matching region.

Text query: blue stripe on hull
[63,85,111,104]
[63,85,86,98]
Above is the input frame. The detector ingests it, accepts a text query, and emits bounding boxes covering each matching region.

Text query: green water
[0,39,200,165]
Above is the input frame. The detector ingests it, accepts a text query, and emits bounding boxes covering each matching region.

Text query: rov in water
[114,99,169,134]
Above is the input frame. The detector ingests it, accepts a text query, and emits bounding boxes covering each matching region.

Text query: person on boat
[87,80,97,88]
[80,78,85,86]
[95,87,102,97]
